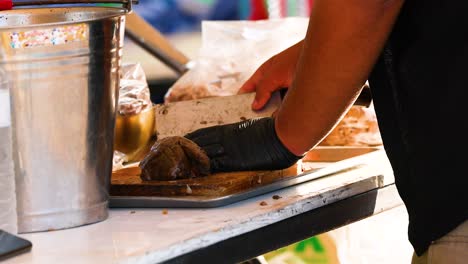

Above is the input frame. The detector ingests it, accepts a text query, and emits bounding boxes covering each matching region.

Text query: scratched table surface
[5,150,400,264]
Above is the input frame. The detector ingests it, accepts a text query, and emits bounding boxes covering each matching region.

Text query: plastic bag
[118,63,152,115]
[164,17,310,102]
[113,63,153,170]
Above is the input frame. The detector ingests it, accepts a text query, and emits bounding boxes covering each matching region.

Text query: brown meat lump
[139,136,210,181]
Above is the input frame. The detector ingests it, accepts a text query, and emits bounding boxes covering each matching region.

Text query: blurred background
[132,0,314,35]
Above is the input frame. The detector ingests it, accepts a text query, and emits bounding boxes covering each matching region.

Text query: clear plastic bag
[164,17,310,102]
[113,63,153,170]
[118,63,152,115]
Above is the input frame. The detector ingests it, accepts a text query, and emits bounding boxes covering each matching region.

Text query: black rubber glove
[185,117,303,173]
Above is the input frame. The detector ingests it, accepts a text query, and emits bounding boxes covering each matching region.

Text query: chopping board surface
[111,164,302,197]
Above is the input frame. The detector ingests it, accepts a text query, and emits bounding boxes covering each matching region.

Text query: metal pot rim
[0,7,128,30]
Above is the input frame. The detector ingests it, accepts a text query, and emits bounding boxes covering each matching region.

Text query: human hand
[185,117,302,173]
[238,41,303,110]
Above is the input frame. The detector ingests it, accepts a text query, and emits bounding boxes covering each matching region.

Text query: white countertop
[6,150,396,264]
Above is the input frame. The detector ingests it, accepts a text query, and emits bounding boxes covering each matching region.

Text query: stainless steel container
[0,6,127,233]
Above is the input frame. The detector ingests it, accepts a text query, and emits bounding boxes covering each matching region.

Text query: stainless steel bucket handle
[6,0,138,12]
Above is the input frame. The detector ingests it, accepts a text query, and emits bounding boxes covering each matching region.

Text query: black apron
[368,0,468,256]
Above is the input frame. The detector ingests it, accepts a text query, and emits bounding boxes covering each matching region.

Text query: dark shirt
[368,1,468,256]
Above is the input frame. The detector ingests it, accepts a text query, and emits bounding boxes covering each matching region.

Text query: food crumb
[200,121,207,125]
[186,184,193,194]
[272,195,282,200]
[240,116,247,121]
[162,209,168,215]
[260,201,268,206]
[130,211,136,214]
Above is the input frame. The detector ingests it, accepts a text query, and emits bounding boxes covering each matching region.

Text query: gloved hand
[185,117,303,173]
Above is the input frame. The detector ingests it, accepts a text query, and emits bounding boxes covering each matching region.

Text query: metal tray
[109,146,382,208]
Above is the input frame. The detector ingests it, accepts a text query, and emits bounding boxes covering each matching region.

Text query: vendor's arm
[277,0,404,155]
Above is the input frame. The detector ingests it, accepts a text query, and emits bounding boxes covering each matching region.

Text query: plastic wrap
[0,89,17,234]
[118,63,152,115]
[165,17,310,102]
[113,63,153,170]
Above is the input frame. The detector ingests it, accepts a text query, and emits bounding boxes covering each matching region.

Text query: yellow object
[114,106,155,156]
[264,234,340,264]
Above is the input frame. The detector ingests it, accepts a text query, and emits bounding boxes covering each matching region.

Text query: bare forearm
[276,0,404,155]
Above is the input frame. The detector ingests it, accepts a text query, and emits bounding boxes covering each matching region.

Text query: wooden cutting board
[110,147,380,198]
[110,162,302,197]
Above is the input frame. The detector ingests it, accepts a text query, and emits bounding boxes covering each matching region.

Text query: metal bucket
[0,6,127,233]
